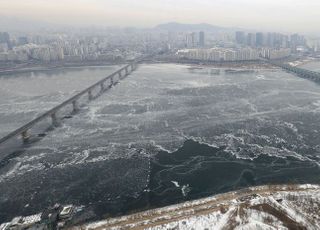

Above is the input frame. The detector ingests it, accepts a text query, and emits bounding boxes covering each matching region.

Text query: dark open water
[0,63,320,223]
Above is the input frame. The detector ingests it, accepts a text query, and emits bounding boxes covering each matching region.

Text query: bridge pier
[88,90,93,100]
[51,113,60,127]
[118,71,122,79]
[21,130,30,144]
[125,67,129,75]
[72,100,79,113]
[100,82,105,92]
[110,77,114,87]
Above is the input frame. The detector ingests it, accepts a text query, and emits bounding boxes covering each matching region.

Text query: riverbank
[79,184,320,230]
[0,61,125,75]
[0,60,278,76]
[2,184,318,229]
[285,56,320,67]
[148,58,278,70]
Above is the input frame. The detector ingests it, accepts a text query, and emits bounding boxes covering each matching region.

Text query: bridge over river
[0,62,138,148]
[269,60,320,82]
[1,59,318,151]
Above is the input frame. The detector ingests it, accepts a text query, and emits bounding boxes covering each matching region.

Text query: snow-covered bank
[82,184,320,230]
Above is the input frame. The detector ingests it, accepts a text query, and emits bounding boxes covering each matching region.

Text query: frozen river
[0,63,320,223]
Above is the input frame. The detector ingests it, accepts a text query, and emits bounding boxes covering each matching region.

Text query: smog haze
[0,0,319,33]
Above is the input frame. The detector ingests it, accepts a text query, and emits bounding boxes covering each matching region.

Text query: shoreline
[0,62,125,75]
[1,57,318,76]
[2,183,319,229]
[144,59,278,70]
[80,184,320,229]
[288,57,320,67]
[0,61,276,76]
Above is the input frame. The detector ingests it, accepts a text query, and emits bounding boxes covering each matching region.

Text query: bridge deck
[269,61,320,81]
[0,62,137,146]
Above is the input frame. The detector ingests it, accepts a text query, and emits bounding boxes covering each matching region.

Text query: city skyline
[0,0,320,34]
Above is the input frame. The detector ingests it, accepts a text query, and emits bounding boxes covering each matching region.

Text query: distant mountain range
[154,22,240,32]
[0,17,241,33]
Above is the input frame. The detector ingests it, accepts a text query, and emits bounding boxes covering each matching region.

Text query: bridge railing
[0,62,138,146]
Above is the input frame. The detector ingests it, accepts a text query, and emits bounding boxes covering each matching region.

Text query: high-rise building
[199,31,205,47]
[0,32,10,44]
[282,35,289,48]
[256,33,264,47]
[267,33,275,48]
[235,31,246,45]
[18,37,28,45]
[272,33,284,49]
[247,33,256,47]
[186,33,196,48]
[290,33,306,52]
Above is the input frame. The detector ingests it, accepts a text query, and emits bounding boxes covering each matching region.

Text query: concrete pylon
[100,82,105,92]
[21,130,30,144]
[88,90,93,100]
[110,77,114,87]
[72,100,79,113]
[51,113,60,127]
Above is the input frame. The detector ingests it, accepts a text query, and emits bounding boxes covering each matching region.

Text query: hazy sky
[0,0,319,33]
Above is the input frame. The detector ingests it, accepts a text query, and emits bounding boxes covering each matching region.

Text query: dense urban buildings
[199,31,205,47]
[177,47,292,61]
[0,26,318,65]
[235,31,246,45]
[235,31,307,52]
[177,48,260,61]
